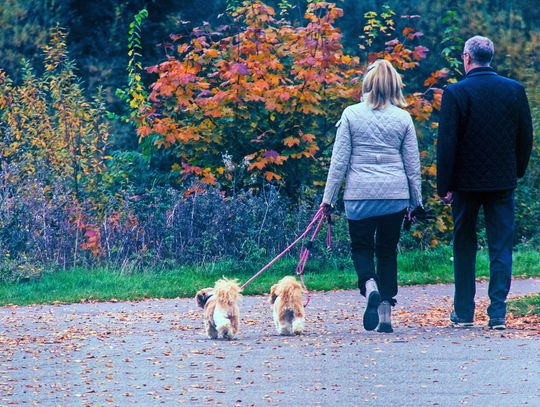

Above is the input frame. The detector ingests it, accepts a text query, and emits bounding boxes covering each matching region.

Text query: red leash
[240,207,332,306]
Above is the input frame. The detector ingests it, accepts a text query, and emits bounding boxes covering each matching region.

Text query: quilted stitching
[437,68,533,195]
[323,103,422,208]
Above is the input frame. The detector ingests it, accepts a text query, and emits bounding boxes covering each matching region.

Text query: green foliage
[440,10,464,77]
[0,253,44,283]
[0,28,114,265]
[0,27,111,204]
[508,294,540,316]
[359,5,396,50]
[0,0,66,77]
[1,247,539,305]
[114,8,149,125]
[0,0,538,271]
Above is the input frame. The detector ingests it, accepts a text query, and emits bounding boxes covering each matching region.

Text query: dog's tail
[277,277,305,335]
[214,277,242,305]
[279,277,305,321]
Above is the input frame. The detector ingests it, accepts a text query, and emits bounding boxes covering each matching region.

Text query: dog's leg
[214,303,234,340]
[229,305,240,339]
[292,303,305,335]
[206,321,218,339]
[292,317,305,335]
[273,297,291,335]
[273,299,281,333]
[279,321,292,335]
[279,309,294,336]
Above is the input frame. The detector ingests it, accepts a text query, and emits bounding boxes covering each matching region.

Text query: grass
[508,294,540,316]
[0,247,539,306]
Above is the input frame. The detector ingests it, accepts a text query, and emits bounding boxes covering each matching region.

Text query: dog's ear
[195,290,208,308]
[269,284,278,304]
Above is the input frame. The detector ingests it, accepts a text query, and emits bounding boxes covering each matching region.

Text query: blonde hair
[362,59,407,110]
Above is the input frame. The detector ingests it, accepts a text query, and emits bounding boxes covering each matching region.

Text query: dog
[195,278,242,340]
[269,276,306,335]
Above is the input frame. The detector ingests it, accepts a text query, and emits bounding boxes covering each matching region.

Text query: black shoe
[376,301,393,333]
[450,311,473,327]
[488,318,506,330]
[377,323,393,333]
[363,291,381,331]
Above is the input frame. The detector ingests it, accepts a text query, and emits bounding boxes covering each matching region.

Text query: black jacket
[437,67,533,197]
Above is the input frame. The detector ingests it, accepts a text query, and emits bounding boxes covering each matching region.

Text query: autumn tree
[0,28,110,202]
[136,2,444,202]
[0,27,112,259]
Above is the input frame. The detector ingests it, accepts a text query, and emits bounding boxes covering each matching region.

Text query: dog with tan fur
[195,278,242,340]
[269,276,306,335]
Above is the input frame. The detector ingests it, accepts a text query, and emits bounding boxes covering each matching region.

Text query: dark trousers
[452,190,514,320]
[348,210,406,306]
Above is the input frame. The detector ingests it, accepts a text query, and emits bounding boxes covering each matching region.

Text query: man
[437,36,533,330]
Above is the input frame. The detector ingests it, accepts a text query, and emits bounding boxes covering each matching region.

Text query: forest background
[0,0,538,283]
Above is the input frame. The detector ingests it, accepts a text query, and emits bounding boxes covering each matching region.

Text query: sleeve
[321,110,352,205]
[437,88,460,197]
[516,86,533,178]
[401,115,422,209]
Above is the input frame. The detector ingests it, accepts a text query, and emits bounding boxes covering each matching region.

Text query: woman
[321,59,422,333]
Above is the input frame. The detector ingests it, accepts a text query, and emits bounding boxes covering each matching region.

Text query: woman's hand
[320,202,332,215]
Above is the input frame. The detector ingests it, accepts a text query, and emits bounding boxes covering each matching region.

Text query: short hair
[464,36,494,65]
[362,59,406,110]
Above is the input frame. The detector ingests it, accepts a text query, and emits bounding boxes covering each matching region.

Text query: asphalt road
[1,279,539,406]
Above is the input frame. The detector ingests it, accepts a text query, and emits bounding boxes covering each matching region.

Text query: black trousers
[452,190,514,320]
[348,210,406,306]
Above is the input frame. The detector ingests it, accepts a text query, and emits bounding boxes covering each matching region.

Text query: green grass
[0,247,539,306]
[508,294,540,316]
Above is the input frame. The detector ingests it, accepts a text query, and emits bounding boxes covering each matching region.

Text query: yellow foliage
[0,27,110,205]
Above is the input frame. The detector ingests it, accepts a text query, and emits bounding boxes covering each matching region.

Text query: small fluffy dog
[269,276,306,335]
[195,278,242,340]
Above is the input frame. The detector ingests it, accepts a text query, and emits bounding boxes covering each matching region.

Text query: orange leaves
[247,150,288,172]
[424,69,449,87]
[300,132,315,143]
[204,48,219,58]
[305,2,344,24]
[137,125,152,138]
[137,2,452,192]
[283,137,301,147]
[423,163,437,177]
[432,89,443,111]
[178,164,217,186]
[264,171,282,181]
[406,93,434,122]
[139,1,363,188]
[81,226,102,257]
[247,159,267,171]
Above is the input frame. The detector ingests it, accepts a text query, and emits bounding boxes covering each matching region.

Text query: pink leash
[240,207,332,306]
[295,211,332,306]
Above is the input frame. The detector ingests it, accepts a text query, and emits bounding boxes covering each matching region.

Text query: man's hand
[444,192,453,204]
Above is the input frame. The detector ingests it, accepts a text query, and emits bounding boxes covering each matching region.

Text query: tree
[137,1,444,201]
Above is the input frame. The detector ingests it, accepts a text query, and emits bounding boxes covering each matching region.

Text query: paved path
[1,279,539,406]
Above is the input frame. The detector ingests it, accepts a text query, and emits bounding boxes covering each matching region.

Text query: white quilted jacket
[322,102,422,208]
